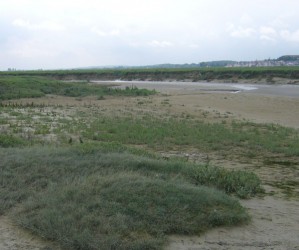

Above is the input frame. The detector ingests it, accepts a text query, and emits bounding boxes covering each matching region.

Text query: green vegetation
[0,144,255,249]
[2,103,297,157]
[2,73,297,249]
[80,116,299,157]
[277,55,299,61]
[0,76,156,101]
[1,66,299,82]
[0,134,27,147]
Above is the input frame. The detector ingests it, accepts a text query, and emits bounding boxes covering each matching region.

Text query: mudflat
[95,80,299,128]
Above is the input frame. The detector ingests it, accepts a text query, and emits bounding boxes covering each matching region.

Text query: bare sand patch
[0,216,61,250]
[165,92,299,128]
[166,196,299,250]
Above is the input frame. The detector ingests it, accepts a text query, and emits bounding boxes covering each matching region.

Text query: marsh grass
[1,103,298,158]
[0,76,156,101]
[82,115,299,157]
[190,164,263,198]
[0,134,27,147]
[0,144,261,249]
[2,66,299,81]
[0,73,296,249]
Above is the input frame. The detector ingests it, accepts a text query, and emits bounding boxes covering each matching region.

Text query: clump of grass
[18,175,248,250]
[0,144,261,249]
[111,85,156,96]
[189,164,263,198]
[0,134,27,147]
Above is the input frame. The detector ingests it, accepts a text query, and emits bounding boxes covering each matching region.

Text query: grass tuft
[189,164,264,198]
[0,144,259,249]
[18,175,248,250]
[0,134,27,147]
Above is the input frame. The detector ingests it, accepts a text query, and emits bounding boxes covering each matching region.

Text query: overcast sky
[1,0,299,70]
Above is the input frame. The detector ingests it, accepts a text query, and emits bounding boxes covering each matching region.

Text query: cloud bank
[1,0,299,70]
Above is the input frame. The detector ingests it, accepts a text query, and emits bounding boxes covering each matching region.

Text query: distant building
[226,56,299,68]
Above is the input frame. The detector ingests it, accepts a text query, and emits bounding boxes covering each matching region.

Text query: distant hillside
[277,55,299,61]
[141,61,237,69]
[136,56,299,69]
[199,60,237,67]
[5,55,299,72]
[3,67,299,83]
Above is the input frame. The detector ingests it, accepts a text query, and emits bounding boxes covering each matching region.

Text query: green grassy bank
[1,66,299,82]
[0,143,261,249]
[0,76,156,101]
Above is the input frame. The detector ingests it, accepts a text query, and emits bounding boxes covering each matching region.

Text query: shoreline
[91,79,299,98]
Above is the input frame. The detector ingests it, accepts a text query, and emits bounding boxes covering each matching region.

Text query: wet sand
[166,196,299,250]
[93,80,299,128]
[92,80,299,98]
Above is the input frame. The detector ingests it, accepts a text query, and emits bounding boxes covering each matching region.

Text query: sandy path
[166,197,299,250]
[0,216,61,250]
